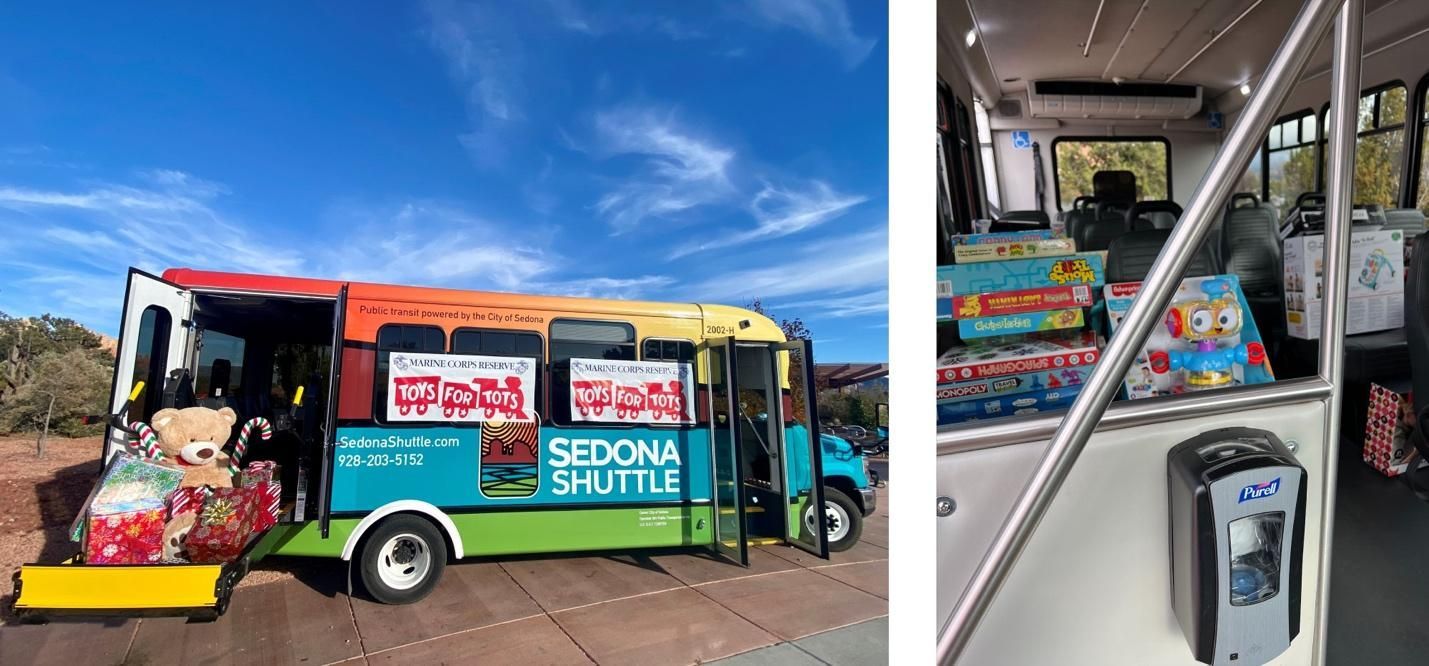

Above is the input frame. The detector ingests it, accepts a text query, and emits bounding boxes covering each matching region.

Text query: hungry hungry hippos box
[937,253,1105,321]
[951,284,1095,320]
[936,330,1100,383]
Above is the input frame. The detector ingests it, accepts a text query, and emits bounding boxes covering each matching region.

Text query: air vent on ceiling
[996,98,1022,119]
[1026,80,1203,120]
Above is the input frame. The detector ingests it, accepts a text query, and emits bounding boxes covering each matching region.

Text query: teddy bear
[163,512,196,561]
[149,406,238,489]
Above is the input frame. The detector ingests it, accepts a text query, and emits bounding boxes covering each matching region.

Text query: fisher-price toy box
[937,253,1106,321]
[937,384,1084,425]
[936,330,1100,383]
[1283,229,1404,339]
[1104,275,1275,400]
[935,366,1093,405]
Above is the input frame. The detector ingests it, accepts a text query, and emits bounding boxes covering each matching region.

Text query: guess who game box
[936,366,1093,405]
[938,384,1085,424]
[936,330,1100,383]
[1104,274,1274,400]
[937,253,1105,321]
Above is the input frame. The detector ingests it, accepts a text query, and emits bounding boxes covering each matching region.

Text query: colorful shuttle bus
[13,268,872,615]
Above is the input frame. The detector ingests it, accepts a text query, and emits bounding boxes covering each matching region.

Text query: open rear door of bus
[318,283,348,538]
[705,336,748,566]
[106,268,194,460]
[774,339,828,559]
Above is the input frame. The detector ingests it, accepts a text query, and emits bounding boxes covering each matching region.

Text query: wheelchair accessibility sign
[1011,131,1032,149]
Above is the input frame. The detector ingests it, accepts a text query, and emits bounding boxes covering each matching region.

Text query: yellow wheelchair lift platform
[11,556,249,622]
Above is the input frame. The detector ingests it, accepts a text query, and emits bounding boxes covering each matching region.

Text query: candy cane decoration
[128,421,164,461]
[229,417,273,475]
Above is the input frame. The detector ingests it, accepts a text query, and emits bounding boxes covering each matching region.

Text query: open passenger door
[775,339,828,559]
[704,337,748,566]
[105,269,194,460]
[317,284,348,537]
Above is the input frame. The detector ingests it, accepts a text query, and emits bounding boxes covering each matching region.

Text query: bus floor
[0,490,887,665]
[1327,437,1429,664]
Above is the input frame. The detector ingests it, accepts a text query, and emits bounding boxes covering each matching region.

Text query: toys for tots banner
[569,359,695,424]
[387,352,536,423]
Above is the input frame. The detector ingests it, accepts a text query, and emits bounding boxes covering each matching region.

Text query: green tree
[1054,140,1168,209]
[745,298,812,341]
[0,349,111,444]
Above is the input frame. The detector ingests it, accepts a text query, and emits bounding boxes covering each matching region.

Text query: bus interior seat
[1383,208,1428,236]
[1064,196,1100,243]
[1104,229,1219,284]
[1092,170,1137,202]
[1077,200,1132,251]
[1125,200,1182,232]
[198,359,238,418]
[1221,193,1284,345]
[1406,241,1429,454]
[994,209,1050,229]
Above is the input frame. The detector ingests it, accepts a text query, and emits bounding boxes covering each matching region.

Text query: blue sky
[0,1,887,362]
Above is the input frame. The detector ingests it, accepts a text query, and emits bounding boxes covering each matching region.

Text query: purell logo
[1238,478,1281,503]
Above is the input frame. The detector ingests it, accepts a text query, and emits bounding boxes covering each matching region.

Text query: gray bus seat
[996,210,1051,228]
[1221,194,1284,343]
[1125,200,1182,232]
[1383,208,1428,236]
[1104,229,1219,284]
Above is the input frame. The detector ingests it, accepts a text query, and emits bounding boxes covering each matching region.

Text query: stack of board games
[937,235,1107,425]
[1103,274,1275,400]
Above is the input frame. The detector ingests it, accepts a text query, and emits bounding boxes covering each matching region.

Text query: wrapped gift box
[186,487,260,564]
[239,461,282,532]
[70,452,186,542]
[84,499,166,565]
[167,486,208,518]
[241,460,279,486]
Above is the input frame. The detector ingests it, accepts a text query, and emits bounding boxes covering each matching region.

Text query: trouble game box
[937,253,1105,321]
[1104,275,1275,399]
[938,384,1084,424]
[935,366,1094,405]
[936,330,1100,383]
[1283,229,1405,339]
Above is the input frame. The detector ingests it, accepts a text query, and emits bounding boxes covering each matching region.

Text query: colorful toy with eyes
[1147,278,1267,391]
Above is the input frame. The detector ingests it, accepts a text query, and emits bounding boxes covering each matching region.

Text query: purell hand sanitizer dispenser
[1168,427,1307,666]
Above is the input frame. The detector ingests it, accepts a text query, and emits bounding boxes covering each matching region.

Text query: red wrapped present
[240,460,279,486]
[249,481,282,532]
[186,487,260,564]
[168,486,209,518]
[85,500,166,565]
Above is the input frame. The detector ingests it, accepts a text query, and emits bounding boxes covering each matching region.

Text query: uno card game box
[948,230,1057,246]
[1104,275,1274,400]
[937,384,1084,425]
[936,330,1100,383]
[958,307,1084,340]
[937,253,1105,321]
[953,238,1077,264]
[936,366,1093,405]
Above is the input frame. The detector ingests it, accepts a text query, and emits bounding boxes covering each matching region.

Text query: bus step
[745,537,782,546]
[719,505,766,515]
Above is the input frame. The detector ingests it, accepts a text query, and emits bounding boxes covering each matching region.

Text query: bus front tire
[818,486,863,553]
[357,515,447,605]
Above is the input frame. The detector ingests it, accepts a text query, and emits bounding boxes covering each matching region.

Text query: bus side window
[372,324,446,423]
[641,338,699,424]
[550,319,636,426]
[451,328,545,419]
[128,305,172,424]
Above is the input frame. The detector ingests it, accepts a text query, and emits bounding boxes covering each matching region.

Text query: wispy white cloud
[591,105,735,233]
[670,180,865,258]
[531,275,675,299]
[687,226,887,305]
[744,0,875,68]
[422,0,524,166]
[545,1,704,40]
[771,289,887,319]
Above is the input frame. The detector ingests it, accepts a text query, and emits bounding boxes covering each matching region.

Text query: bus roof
[160,268,785,340]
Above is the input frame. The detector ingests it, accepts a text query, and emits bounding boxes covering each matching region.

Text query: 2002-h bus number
[337,453,426,468]
[705,325,736,336]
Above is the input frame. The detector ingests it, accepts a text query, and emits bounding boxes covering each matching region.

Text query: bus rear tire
[357,515,447,605]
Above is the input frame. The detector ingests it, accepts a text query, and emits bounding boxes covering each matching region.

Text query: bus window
[1236,147,1264,199]
[1052,137,1170,210]
[972,100,1001,211]
[1319,83,1407,207]
[127,305,171,424]
[195,330,245,400]
[1418,78,1429,213]
[373,324,445,422]
[641,338,695,363]
[1266,112,1316,212]
[549,319,636,426]
[452,328,545,418]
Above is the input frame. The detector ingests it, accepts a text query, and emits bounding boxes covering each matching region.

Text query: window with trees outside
[1417,81,1429,213]
[1265,111,1316,212]
[1052,138,1169,210]
[1320,83,1406,208]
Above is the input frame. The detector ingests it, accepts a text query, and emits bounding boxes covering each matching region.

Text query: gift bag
[186,487,260,564]
[70,452,186,542]
[1363,383,1419,477]
[84,499,167,565]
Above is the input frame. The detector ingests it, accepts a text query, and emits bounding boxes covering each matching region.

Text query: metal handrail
[936,0,1352,662]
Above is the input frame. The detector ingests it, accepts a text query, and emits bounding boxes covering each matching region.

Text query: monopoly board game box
[937,253,1105,321]
[948,230,1057,246]
[1104,275,1274,400]
[1283,229,1405,339]
[936,330,1100,383]
[937,384,1084,424]
[953,238,1077,264]
[951,284,1094,320]
[935,366,1093,405]
[957,308,1084,340]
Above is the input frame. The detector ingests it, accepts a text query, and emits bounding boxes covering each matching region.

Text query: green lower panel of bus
[262,504,717,559]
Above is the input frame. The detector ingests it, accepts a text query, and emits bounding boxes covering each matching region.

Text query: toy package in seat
[1104,275,1275,400]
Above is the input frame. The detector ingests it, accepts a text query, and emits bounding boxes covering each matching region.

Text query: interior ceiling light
[1240,83,1252,96]
[965,29,977,48]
